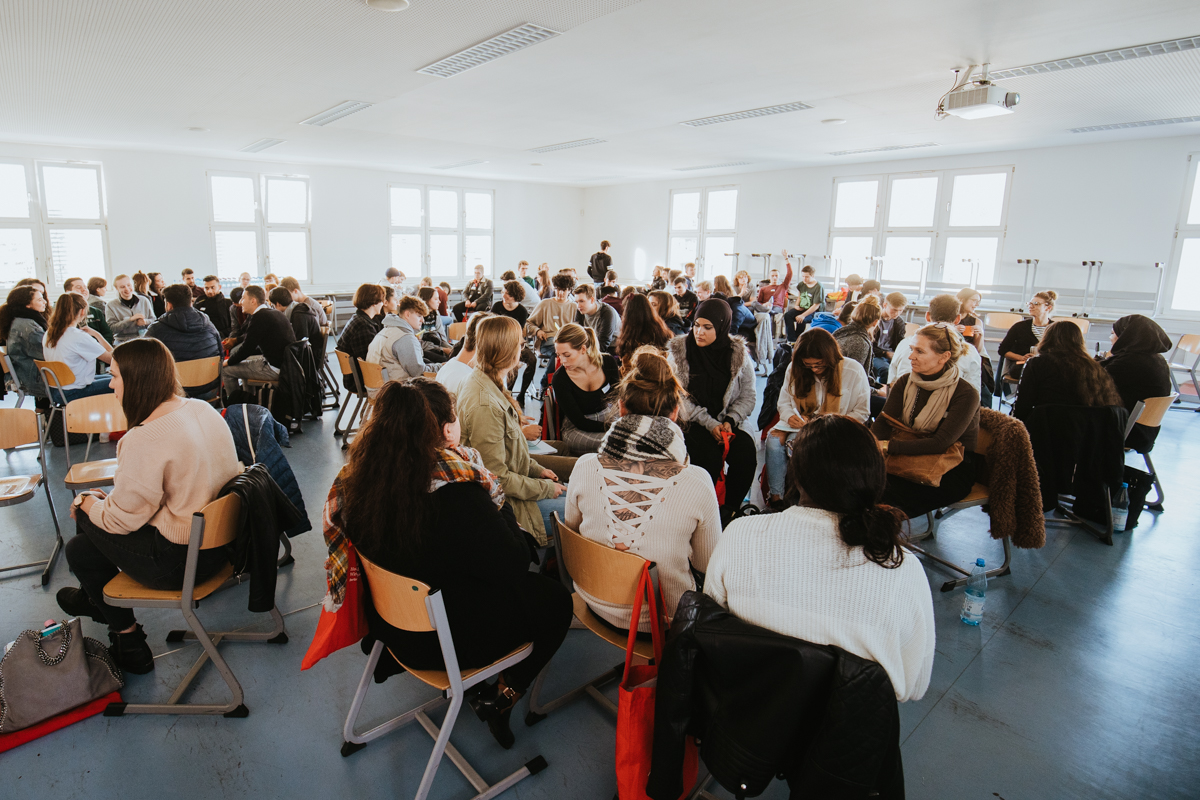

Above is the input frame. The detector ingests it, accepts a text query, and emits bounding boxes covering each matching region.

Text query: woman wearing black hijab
[666,298,758,525]
[1101,314,1173,450]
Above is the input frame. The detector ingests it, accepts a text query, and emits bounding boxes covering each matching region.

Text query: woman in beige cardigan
[56,338,240,675]
[457,316,572,545]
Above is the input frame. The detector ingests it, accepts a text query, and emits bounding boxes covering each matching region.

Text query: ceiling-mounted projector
[937,64,1020,120]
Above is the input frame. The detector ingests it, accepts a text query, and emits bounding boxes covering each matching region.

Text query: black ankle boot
[469,681,521,749]
[56,587,107,624]
[108,624,154,675]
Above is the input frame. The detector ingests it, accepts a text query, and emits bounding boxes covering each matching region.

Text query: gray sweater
[105,295,156,343]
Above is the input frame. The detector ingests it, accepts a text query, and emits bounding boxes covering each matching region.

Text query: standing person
[222,285,296,392]
[588,241,613,286]
[181,268,205,301]
[146,284,222,367]
[552,324,620,456]
[666,299,757,526]
[335,284,385,392]
[42,293,115,402]
[571,283,621,354]
[105,274,155,344]
[492,280,536,405]
[998,290,1057,381]
[783,265,824,342]
[197,275,233,340]
[872,292,909,379]
[1101,314,1173,450]
[0,284,50,403]
[64,277,113,344]
[615,293,673,370]
[454,264,494,322]
[1013,321,1122,423]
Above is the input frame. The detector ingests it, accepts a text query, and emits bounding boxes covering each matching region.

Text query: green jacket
[456,368,555,544]
[87,304,114,344]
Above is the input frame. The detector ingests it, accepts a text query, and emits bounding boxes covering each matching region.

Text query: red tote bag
[712,430,734,506]
[615,563,698,800]
[301,546,369,670]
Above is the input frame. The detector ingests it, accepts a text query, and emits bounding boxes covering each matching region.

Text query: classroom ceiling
[1,0,1200,186]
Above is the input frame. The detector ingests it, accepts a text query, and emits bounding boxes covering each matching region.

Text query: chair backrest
[358,358,385,391]
[447,322,466,341]
[1130,393,1178,431]
[554,514,650,606]
[197,493,243,550]
[984,312,1024,333]
[1170,333,1200,366]
[0,408,40,450]
[904,321,921,337]
[176,356,220,388]
[34,359,76,389]
[1051,316,1090,336]
[65,394,128,434]
[335,349,355,377]
[358,552,436,632]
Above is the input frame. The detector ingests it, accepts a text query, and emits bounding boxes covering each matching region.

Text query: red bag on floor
[301,546,369,670]
[712,429,735,506]
[615,564,697,800]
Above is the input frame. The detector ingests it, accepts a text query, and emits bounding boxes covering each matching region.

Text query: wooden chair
[0,409,62,585]
[1124,394,1178,510]
[102,493,288,717]
[34,359,76,436]
[904,321,921,337]
[524,513,661,725]
[62,394,127,496]
[357,358,386,395]
[447,321,467,342]
[1051,316,1090,336]
[176,356,222,405]
[315,323,342,411]
[1,347,27,409]
[984,313,1025,409]
[332,349,366,444]
[340,554,547,800]
[1167,333,1200,410]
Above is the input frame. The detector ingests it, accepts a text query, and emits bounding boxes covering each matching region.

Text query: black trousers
[67,513,229,630]
[783,309,809,342]
[684,423,757,516]
[881,452,981,519]
[452,301,483,322]
[507,348,538,398]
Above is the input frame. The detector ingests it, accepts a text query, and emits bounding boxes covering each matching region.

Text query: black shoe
[469,681,521,748]
[108,624,155,675]
[487,708,516,749]
[56,587,107,624]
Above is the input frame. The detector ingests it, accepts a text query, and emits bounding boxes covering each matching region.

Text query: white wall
[0,142,585,292]
[581,135,1200,321]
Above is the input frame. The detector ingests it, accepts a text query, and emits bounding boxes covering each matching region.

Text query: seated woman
[0,284,50,406]
[552,323,620,455]
[614,294,673,372]
[955,287,984,353]
[998,289,1057,381]
[872,323,980,518]
[765,328,870,507]
[648,290,687,336]
[55,339,241,674]
[832,296,880,378]
[42,293,115,403]
[1101,314,1174,451]
[704,415,935,702]
[326,378,571,748]
[565,347,721,630]
[335,283,385,392]
[1013,320,1122,423]
[458,315,570,546]
[666,298,757,526]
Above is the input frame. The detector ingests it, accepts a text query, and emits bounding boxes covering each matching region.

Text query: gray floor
[1,373,1198,800]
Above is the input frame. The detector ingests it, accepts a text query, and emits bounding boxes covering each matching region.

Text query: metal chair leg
[1145,453,1164,510]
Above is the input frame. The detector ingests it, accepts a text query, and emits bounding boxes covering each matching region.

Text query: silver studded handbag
[0,618,124,732]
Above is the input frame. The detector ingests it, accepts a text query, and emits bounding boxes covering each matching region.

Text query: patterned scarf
[599,414,688,464]
[431,445,505,507]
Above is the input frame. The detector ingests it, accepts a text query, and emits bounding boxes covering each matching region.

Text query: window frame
[1164,152,1200,318]
[207,169,264,281]
[666,185,739,281]
[0,158,42,292]
[386,184,495,281]
[35,160,111,290]
[262,173,312,281]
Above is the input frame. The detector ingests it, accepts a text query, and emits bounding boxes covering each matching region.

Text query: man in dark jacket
[587,239,612,284]
[872,292,908,377]
[147,284,222,364]
[269,287,321,345]
[223,285,296,391]
[181,268,206,301]
[572,283,621,353]
[452,264,494,322]
[197,275,233,339]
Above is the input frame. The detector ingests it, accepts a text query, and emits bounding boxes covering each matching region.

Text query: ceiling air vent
[827,143,940,156]
[434,159,487,169]
[239,139,286,153]
[529,138,606,154]
[675,162,751,171]
[990,35,1200,80]
[300,101,374,126]
[418,24,561,79]
[1070,115,1200,133]
[681,102,813,127]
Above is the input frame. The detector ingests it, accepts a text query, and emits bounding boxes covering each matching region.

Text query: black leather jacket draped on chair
[647,591,903,800]
[220,463,304,614]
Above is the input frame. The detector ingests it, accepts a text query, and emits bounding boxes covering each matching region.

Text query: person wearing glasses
[998,290,1057,380]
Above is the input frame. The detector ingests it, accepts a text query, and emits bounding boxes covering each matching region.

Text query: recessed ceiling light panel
[675,162,751,171]
[433,159,487,170]
[990,35,1200,80]
[1069,115,1200,133]
[300,101,373,127]
[827,143,940,156]
[418,24,561,79]
[681,101,813,127]
[528,138,606,154]
[239,138,286,153]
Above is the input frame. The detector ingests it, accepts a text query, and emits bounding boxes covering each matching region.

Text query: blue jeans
[872,356,891,382]
[537,495,567,541]
[55,375,113,405]
[765,430,794,497]
[438,314,454,337]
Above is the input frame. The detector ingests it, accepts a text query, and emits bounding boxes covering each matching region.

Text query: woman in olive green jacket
[457,316,566,544]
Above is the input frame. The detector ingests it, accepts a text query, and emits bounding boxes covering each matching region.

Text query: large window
[1167,154,1200,315]
[208,172,311,281]
[667,186,738,279]
[827,167,1012,302]
[388,184,494,280]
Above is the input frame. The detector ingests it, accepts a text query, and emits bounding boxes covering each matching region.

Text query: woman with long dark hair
[42,292,115,402]
[329,378,572,747]
[648,290,687,336]
[705,415,935,701]
[615,293,673,370]
[1013,320,1122,422]
[0,284,50,402]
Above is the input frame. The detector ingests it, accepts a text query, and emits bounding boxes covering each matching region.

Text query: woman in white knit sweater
[705,414,935,702]
[566,347,721,631]
[56,338,240,675]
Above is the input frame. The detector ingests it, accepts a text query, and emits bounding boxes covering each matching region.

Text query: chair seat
[103,562,235,603]
[0,473,39,505]
[949,483,989,508]
[65,459,118,487]
[572,594,656,661]
[387,641,533,691]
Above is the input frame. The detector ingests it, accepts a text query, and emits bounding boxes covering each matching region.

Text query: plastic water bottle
[960,558,987,626]
[1112,482,1130,532]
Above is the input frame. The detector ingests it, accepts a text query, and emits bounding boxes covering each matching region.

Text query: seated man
[147,284,223,394]
[105,273,156,344]
[280,276,328,327]
[888,293,981,392]
[527,273,578,362]
[269,287,321,345]
[453,264,494,322]
[181,268,205,301]
[873,291,909,378]
[572,283,621,354]
[196,274,233,340]
[223,285,296,391]
[674,276,698,324]
[365,296,443,395]
[599,284,624,316]
[65,276,113,344]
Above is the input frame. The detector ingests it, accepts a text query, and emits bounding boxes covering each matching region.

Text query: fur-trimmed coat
[666,334,758,434]
[978,408,1044,549]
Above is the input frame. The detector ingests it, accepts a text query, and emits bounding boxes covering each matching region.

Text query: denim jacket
[6,317,47,397]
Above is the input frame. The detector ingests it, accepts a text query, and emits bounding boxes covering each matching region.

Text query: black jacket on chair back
[648,591,903,800]
[219,463,304,614]
[274,339,321,433]
[1024,404,1129,519]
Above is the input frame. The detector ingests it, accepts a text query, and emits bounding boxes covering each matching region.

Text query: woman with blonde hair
[42,292,115,402]
[553,322,620,455]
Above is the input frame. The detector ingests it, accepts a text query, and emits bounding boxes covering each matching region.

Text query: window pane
[668,237,698,274]
[833,181,878,228]
[671,192,700,231]
[211,176,256,223]
[48,228,104,288]
[391,233,422,274]
[465,235,492,275]
[943,237,999,286]
[267,231,308,280]
[214,230,258,279]
[0,164,29,218]
[465,192,492,230]
[948,173,1007,227]
[43,167,100,220]
[1170,238,1200,311]
[0,228,37,290]
[830,237,875,282]
[887,177,938,228]
[429,190,458,229]
[704,237,735,279]
[881,237,930,283]
[1188,168,1200,226]
[429,234,458,277]
[266,178,307,225]
[706,189,738,230]
[390,187,422,228]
